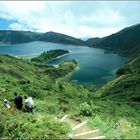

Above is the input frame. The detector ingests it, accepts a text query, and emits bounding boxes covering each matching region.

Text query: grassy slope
[0,54,89,138]
[0,52,140,139]
[85,53,140,138]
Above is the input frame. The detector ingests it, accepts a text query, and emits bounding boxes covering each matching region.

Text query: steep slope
[0,30,86,46]
[80,53,140,139]
[86,23,140,56]
[0,54,90,139]
[95,51,140,101]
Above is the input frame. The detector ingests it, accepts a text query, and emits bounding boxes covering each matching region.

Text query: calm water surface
[0,41,127,86]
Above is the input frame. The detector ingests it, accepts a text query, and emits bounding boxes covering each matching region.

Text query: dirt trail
[61,115,105,139]
[35,113,105,139]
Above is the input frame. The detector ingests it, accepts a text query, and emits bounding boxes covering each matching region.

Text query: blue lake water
[0,41,127,86]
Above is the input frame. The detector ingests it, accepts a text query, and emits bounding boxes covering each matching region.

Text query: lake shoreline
[47,52,70,62]
[0,41,127,86]
[15,51,70,60]
[56,63,80,83]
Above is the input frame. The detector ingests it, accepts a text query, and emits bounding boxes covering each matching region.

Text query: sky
[0,1,140,38]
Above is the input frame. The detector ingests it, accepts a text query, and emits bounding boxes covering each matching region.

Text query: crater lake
[0,41,127,86]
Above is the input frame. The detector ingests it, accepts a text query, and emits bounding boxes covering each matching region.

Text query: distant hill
[86,24,140,56]
[0,30,86,46]
[0,30,41,44]
[85,37,103,46]
[39,31,86,46]
[1,23,140,56]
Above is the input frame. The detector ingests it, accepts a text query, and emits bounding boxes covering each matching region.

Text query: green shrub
[0,122,4,137]
[0,109,71,139]
[78,102,93,117]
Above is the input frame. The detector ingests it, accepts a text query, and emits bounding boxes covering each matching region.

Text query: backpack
[25,97,33,108]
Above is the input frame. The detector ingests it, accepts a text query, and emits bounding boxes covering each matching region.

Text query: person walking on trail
[14,93,23,110]
[3,99,11,109]
[24,96,34,114]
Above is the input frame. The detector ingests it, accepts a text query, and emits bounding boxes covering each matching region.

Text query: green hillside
[87,53,140,138]
[85,37,103,47]
[0,51,140,139]
[0,54,88,139]
[86,24,140,56]
[0,30,86,46]
[0,23,140,139]
[0,30,41,44]
[39,31,86,46]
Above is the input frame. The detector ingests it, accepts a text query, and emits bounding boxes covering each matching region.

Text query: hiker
[24,96,34,114]
[14,93,23,110]
[3,99,11,109]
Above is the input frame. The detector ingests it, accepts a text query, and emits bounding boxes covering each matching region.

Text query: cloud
[0,1,140,38]
[80,9,125,27]
[9,23,23,30]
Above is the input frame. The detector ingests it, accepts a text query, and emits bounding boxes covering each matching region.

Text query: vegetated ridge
[0,53,79,138]
[31,49,69,63]
[86,23,140,56]
[1,23,140,57]
[0,30,86,46]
